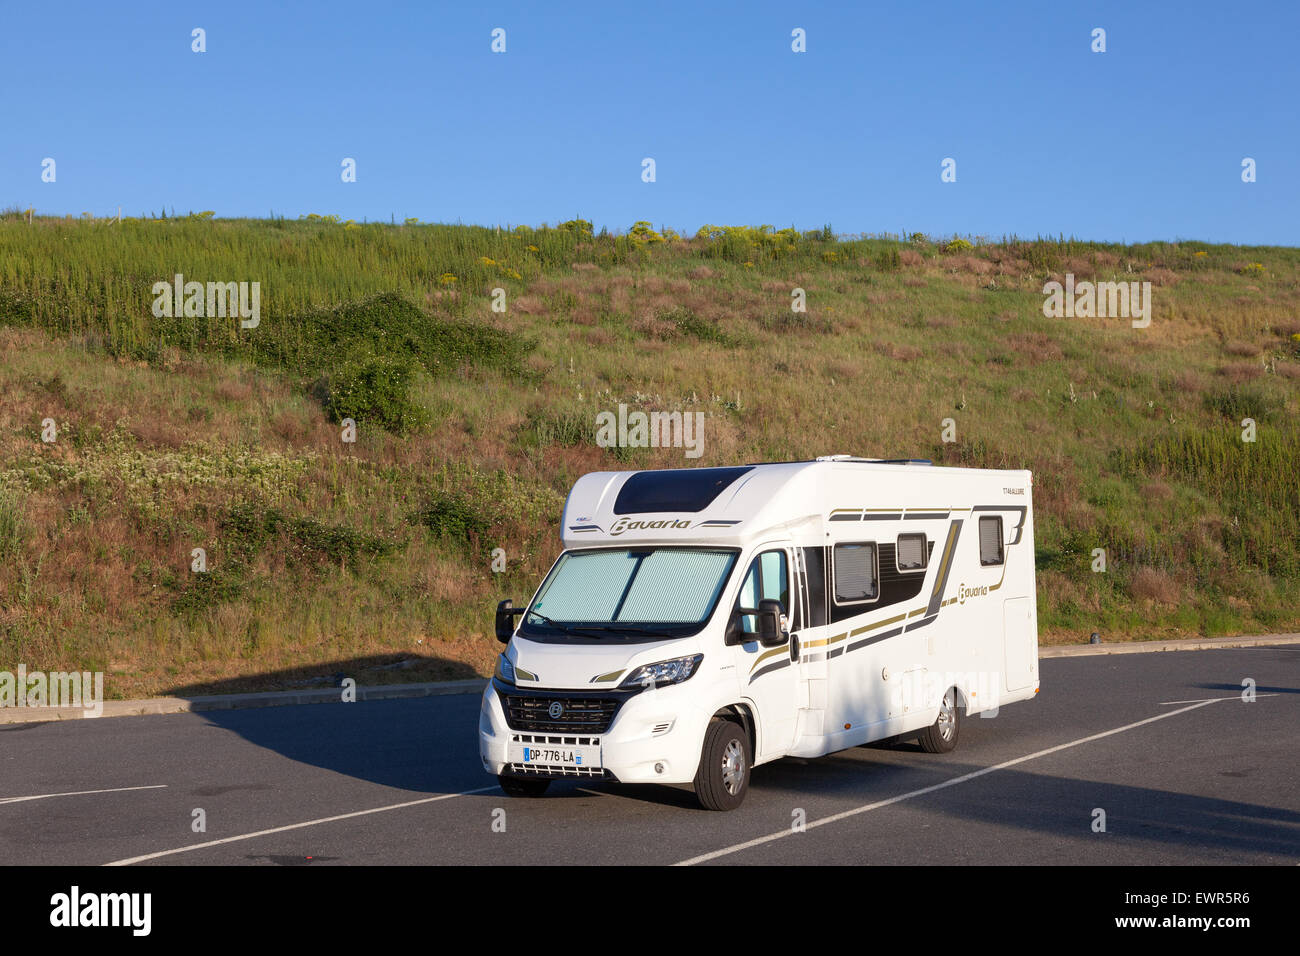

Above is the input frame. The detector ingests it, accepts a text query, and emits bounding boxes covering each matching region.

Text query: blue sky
[2,1,1296,244]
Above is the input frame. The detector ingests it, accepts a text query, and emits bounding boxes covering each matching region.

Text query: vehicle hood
[506,635,696,691]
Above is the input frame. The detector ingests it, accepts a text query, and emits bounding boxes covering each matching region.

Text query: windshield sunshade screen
[531,549,737,624]
[612,466,753,514]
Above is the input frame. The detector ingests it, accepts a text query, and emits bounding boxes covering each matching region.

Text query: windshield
[520,547,740,642]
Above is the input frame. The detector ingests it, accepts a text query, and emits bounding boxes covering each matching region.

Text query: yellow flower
[438,273,458,285]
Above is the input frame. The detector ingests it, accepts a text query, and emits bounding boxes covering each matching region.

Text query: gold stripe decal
[922,518,963,617]
[849,612,909,637]
[748,646,787,673]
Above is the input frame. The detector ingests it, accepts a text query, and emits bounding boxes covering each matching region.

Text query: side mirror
[495,599,525,643]
[757,599,789,648]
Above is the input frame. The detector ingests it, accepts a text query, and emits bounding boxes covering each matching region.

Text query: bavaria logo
[548,701,564,719]
[609,516,692,536]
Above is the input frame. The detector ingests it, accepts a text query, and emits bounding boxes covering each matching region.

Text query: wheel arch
[711,702,756,759]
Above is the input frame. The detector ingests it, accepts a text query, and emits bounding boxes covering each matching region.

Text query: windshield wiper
[525,611,609,636]
[596,624,679,638]
[526,613,676,639]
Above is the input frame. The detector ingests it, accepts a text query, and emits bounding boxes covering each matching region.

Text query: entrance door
[733,544,800,759]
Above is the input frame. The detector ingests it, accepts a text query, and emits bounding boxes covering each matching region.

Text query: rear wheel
[917,686,961,754]
[498,774,551,798]
[694,718,751,811]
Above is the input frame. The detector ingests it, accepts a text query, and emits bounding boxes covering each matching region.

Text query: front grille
[507,763,612,779]
[511,733,600,747]
[502,694,621,733]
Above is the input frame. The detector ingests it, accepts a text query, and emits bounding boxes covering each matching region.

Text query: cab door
[730,543,801,759]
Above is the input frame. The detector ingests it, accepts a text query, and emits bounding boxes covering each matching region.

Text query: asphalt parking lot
[2,644,1296,866]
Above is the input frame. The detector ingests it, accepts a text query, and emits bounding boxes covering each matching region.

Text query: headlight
[621,654,703,690]
[494,654,517,685]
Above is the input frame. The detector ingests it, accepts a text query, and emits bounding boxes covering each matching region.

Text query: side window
[896,533,927,572]
[761,551,788,606]
[734,549,789,637]
[800,547,827,628]
[979,516,1004,566]
[833,542,878,605]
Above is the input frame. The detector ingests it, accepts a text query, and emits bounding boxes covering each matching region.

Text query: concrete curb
[0,678,488,725]
[1039,634,1299,658]
[2,634,1296,726]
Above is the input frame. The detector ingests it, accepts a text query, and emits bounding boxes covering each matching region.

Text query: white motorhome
[479,456,1039,810]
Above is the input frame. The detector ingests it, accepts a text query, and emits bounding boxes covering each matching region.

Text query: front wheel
[498,774,551,798]
[694,719,751,811]
[917,686,961,754]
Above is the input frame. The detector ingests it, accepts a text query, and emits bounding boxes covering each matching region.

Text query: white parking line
[0,785,168,805]
[675,699,1224,866]
[105,785,499,866]
[1158,694,1277,705]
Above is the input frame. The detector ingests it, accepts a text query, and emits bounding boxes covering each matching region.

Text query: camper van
[478,456,1039,810]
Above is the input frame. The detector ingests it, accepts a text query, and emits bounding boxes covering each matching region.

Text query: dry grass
[1223,340,1260,357]
[1006,332,1064,362]
[1217,361,1264,383]
[1130,567,1182,605]
[2,221,1299,694]
[873,343,924,361]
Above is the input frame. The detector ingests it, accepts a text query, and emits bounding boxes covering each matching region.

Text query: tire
[917,686,961,754]
[498,774,551,798]
[693,718,752,811]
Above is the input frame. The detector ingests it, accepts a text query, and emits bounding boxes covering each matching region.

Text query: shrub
[693,224,801,263]
[1202,385,1280,423]
[414,490,494,543]
[222,502,397,564]
[321,353,429,434]
[658,306,732,344]
[251,293,530,433]
[875,248,901,271]
[170,569,246,614]
[558,219,594,239]
[629,221,664,243]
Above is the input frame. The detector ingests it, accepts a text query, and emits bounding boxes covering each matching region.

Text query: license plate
[509,743,601,768]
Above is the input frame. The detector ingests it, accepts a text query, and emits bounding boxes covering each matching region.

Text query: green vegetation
[0,210,1297,696]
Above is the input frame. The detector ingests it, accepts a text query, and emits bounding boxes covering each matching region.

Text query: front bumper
[478,678,710,785]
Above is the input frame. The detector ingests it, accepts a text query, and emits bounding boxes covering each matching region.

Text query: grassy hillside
[1,212,1297,698]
